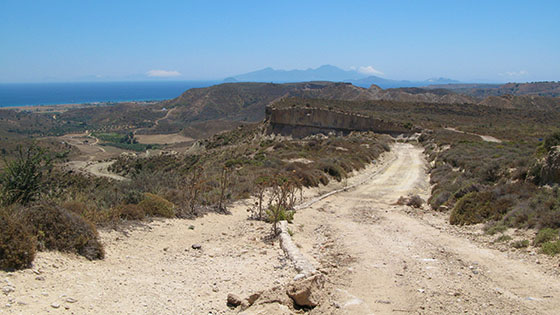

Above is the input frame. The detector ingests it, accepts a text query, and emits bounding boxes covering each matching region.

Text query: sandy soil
[0,200,296,314]
[3,142,559,314]
[291,143,560,314]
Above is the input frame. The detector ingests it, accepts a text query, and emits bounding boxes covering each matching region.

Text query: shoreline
[0,100,162,113]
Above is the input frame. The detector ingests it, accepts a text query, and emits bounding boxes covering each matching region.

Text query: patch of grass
[0,210,36,271]
[494,235,512,243]
[22,202,104,260]
[533,228,558,246]
[540,240,560,256]
[511,239,530,249]
[485,222,508,235]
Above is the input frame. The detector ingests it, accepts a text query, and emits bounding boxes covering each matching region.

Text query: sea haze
[0,81,218,107]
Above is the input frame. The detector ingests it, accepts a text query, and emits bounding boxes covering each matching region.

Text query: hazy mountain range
[224,65,460,88]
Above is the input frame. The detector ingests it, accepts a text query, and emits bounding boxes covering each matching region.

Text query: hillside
[149,82,479,136]
[429,81,560,98]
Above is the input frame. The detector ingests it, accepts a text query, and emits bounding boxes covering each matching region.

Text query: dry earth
[2,143,560,314]
[0,200,297,314]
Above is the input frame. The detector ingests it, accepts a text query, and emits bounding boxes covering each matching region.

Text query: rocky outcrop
[266,106,417,138]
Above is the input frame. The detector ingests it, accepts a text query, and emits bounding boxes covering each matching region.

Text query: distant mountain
[226,65,364,83]
[226,65,461,89]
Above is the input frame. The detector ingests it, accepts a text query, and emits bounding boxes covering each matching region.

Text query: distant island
[224,64,461,88]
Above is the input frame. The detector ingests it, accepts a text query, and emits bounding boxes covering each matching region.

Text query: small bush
[396,195,424,208]
[22,202,104,260]
[266,205,294,224]
[540,240,560,256]
[428,190,451,210]
[1,144,51,206]
[485,223,507,235]
[138,193,175,218]
[450,192,512,225]
[533,228,558,246]
[408,195,424,208]
[0,211,36,270]
[494,235,512,243]
[117,204,146,220]
[511,239,530,249]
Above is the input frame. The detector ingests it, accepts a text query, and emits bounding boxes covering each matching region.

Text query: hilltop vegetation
[431,81,560,98]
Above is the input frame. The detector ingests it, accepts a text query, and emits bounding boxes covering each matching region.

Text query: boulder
[286,274,325,308]
[227,293,245,308]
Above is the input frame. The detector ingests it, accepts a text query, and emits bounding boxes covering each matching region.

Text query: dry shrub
[22,202,104,260]
[61,200,110,226]
[117,204,146,220]
[396,195,424,208]
[0,211,36,270]
[138,193,175,218]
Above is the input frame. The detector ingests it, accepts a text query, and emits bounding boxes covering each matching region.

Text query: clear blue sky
[1,0,558,83]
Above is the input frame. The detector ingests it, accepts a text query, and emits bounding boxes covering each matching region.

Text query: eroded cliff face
[266,106,416,138]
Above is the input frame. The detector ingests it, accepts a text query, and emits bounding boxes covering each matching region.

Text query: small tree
[1,144,51,206]
[252,175,271,220]
[266,174,297,235]
[185,165,205,213]
[217,165,232,212]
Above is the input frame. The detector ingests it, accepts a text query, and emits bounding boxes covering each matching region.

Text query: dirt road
[292,143,560,314]
[65,160,129,181]
[444,127,502,143]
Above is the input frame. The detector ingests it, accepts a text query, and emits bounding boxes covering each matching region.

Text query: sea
[0,81,219,107]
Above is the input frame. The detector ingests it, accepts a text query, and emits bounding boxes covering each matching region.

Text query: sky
[0,0,559,83]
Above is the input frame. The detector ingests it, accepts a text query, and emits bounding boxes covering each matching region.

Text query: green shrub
[22,202,104,260]
[511,239,530,249]
[1,144,51,206]
[138,193,175,218]
[540,240,560,256]
[494,235,512,242]
[0,211,36,270]
[428,190,451,210]
[485,223,507,235]
[450,192,512,225]
[533,228,558,246]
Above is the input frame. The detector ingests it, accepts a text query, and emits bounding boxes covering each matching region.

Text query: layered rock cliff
[266,106,416,138]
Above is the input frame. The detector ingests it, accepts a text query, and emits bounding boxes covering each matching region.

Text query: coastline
[0,100,160,113]
[0,80,218,109]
